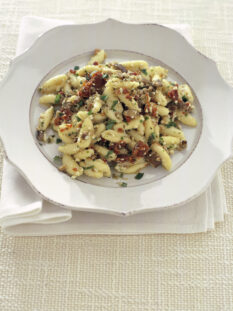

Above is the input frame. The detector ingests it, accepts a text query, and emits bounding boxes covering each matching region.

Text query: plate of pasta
[0,19,232,215]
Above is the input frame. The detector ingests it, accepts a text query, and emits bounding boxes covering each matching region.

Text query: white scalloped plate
[0,19,232,216]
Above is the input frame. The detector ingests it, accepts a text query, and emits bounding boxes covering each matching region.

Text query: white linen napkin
[0,16,227,236]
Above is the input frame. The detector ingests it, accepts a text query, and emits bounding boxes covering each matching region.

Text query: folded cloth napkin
[0,16,227,236]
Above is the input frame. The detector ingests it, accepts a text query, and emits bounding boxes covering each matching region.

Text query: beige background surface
[0,0,233,310]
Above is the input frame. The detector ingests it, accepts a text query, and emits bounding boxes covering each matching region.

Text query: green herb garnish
[102,73,109,79]
[159,137,164,145]
[135,172,144,180]
[106,120,116,130]
[88,110,93,115]
[74,65,80,70]
[78,100,84,107]
[55,94,61,104]
[120,173,124,178]
[141,69,148,75]
[83,165,94,170]
[111,100,118,111]
[53,155,62,164]
[182,95,188,102]
[76,116,81,122]
[100,95,108,101]
[105,150,113,159]
[148,133,156,145]
[120,182,127,187]
[165,121,177,128]
[56,138,62,144]
[140,119,143,123]
[145,116,149,120]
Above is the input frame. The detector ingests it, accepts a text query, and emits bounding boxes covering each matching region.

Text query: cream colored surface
[0,0,233,310]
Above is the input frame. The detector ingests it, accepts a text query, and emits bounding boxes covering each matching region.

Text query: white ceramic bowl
[0,19,232,215]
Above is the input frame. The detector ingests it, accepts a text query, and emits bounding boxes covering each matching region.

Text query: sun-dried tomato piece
[116,154,135,163]
[132,141,149,157]
[79,72,106,98]
[168,89,178,101]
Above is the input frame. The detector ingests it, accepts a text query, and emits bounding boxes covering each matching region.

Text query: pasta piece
[120,60,149,72]
[161,79,174,94]
[92,95,102,113]
[124,117,143,130]
[151,143,172,170]
[77,111,89,121]
[160,125,185,140]
[76,65,102,76]
[39,94,56,106]
[103,84,120,109]
[94,145,117,161]
[93,113,107,124]
[156,105,169,116]
[178,84,194,103]
[80,158,111,178]
[137,122,145,136]
[117,94,140,111]
[58,124,78,144]
[111,80,139,90]
[58,143,80,155]
[41,74,67,94]
[77,117,94,148]
[63,82,74,95]
[104,107,122,122]
[101,130,122,143]
[69,74,85,89]
[144,117,156,141]
[115,158,147,174]
[37,106,54,131]
[161,136,180,145]
[93,123,106,139]
[62,154,83,177]
[176,111,197,127]
[149,66,168,81]
[128,130,145,142]
[74,149,95,161]
[88,49,106,65]
[154,90,169,106]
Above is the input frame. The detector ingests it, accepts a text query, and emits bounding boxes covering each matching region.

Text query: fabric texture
[0,16,227,235]
[0,0,233,310]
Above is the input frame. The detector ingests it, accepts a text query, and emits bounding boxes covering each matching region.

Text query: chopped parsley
[182,95,188,102]
[74,65,80,70]
[55,94,61,104]
[140,119,143,123]
[78,100,84,107]
[88,110,93,115]
[53,155,62,164]
[83,165,94,170]
[56,138,62,144]
[106,119,116,130]
[85,71,91,80]
[148,132,156,145]
[105,150,113,159]
[102,73,109,79]
[159,137,164,145]
[111,100,118,111]
[141,69,148,75]
[145,116,149,120]
[135,172,144,180]
[165,121,177,128]
[76,116,81,122]
[120,182,127,187]
[100,95,108,101]
[120,173,124,178]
